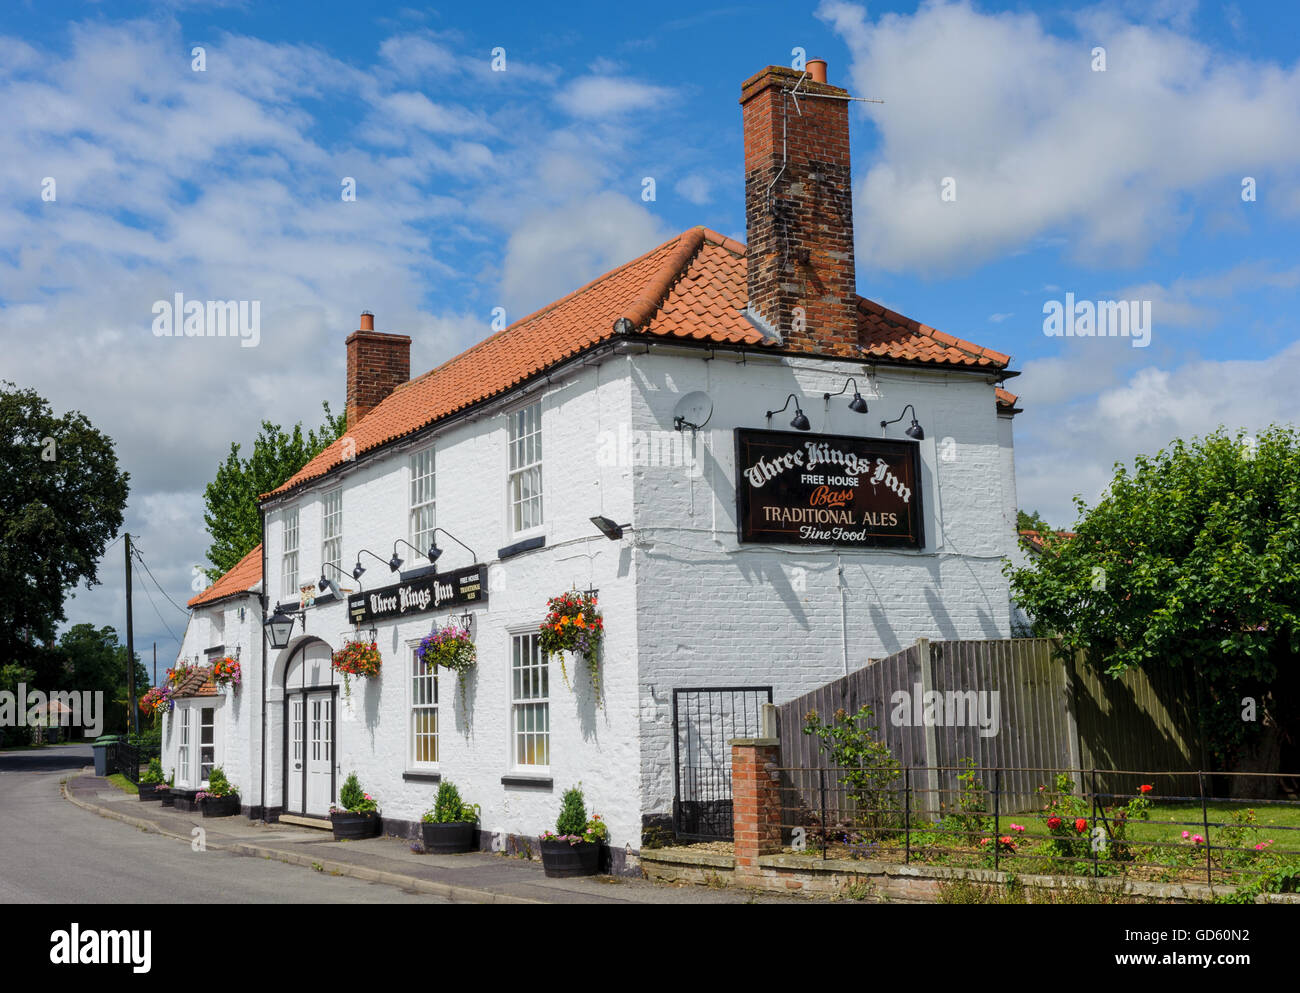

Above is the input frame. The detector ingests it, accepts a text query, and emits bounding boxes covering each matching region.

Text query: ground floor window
[411,647,438,765]
[178,708,191,784]
[199,706,215,782]
[511,632,548,767]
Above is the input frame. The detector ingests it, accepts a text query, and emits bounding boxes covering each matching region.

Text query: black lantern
[824,378,869,414]
[880,404,925,440]
[766,393,810,431]
[264,610,298,650]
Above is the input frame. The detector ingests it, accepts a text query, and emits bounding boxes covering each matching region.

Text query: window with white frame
[410,448,435,556]
[508,402,542,533]
[510,632,548,767]
[199,706,215,782]
[411,646,438,766]
[321,489,342,576]
[281,507,299,599]
[178,708,191,785]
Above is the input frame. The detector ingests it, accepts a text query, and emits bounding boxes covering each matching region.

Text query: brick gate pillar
[731,730,782,876]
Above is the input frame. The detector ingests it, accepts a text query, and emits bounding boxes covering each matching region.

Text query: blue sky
[3,0,1298,664]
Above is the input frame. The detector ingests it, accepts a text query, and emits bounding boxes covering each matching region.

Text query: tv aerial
[672,391,713,434]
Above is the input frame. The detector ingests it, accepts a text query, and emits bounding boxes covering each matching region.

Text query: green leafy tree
[1006,427,1300,779]
[1017,509,1052,532]
[803,705,901,840]
[0,382,129,670]
[56,623,149,734]
[201,403,344,580]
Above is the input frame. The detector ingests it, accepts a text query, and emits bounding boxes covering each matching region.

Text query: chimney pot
[806,59,828,84]
[359,311,374,331]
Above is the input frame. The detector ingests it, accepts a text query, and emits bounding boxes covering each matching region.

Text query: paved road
[0,751,446,903]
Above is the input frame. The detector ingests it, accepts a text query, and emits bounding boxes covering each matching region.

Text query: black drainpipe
[259,507,268,822]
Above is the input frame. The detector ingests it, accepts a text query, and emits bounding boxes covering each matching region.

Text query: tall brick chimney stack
[741,62,858,356]
[345,311,411,429]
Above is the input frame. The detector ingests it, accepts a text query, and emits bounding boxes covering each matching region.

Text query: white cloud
[817,0,1300,271]
[555,76,674,118]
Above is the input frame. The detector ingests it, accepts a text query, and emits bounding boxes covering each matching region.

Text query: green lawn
[105,773,138,795]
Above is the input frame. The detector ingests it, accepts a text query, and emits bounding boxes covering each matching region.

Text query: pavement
[57,766,802,904]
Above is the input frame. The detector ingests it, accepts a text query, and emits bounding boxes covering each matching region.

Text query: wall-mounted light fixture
[389,538,429,573]
[263,609,301,651]
[428,528,478,571]
[824,378,869,414]
[352,548,389,581]
[318,561,352,596]
[880,403,925,440]
[766,393,811,431]
[590,516,630,541]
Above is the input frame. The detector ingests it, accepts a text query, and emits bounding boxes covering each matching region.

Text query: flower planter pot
[138,785,165,802]
[421,821,476,854]
[159,788,175,807]
[170,788,199,812]
[330,810,380,841]
[540,839,602,878]
[200,794,241,817]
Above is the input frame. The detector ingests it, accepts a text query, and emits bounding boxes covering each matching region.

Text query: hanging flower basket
[165,662,195,688]
[139,685,174,716]
[538,590,604,702]
[332,638,382,698]
[416,623,477,706]
[212,656,241,690]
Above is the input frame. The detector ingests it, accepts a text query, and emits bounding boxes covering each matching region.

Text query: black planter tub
[331,810,381,841]
[159,788,175,807]
[421,821,477,854]
[540,839,602,878]
[170,788,199,812]
[138,784,166,802]
[200,794,241,817]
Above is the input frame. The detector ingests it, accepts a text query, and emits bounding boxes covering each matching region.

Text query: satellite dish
[672,391,713,432]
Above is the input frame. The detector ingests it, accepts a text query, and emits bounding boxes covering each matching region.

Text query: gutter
[259,516,268,822]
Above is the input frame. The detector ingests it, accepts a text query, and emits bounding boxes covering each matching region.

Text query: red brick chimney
[741,62,857,356]
[345,311,411,429]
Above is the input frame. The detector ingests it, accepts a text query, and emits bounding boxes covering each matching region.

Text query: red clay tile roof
[1019,529,1076,553]
[188,544,261,608]
[268,227,1013,498]
[996,387,1022,414]
[171,664,218,698]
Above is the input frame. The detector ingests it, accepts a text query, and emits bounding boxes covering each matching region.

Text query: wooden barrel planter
[170,789,199,812]
[138,784,166,802]
[330,810,381,841]
[421,821,476,854]
[200,794,241,817]
[540,840,602,878]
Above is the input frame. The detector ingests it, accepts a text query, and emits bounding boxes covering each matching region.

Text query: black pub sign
[348,563,487,625]
[734,428,925,549]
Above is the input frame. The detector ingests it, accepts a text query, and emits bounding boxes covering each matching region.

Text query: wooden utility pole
[125,534,137,736]
[153,642,157,689]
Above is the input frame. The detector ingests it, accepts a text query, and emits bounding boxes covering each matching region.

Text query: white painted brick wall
[184,346,1022,850]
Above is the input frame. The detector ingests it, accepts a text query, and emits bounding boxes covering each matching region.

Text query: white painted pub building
[163,62,1024,868]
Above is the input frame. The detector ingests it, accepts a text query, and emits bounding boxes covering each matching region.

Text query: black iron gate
[672,686,773,841]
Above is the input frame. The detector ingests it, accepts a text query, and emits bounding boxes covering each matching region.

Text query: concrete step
[279,813,332,831]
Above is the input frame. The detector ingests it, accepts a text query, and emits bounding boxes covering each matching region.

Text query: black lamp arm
[824,377,862,401]
[432,528,478,564]
[766,393,801,419]
[392,538,426,562]
[880,403,919,430]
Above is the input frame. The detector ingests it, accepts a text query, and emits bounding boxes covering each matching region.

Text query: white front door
[287,696,305,813]
[305,691,334,816]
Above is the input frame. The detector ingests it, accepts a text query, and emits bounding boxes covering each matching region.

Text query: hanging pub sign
[734,428,925,549]
[348,563,487,625]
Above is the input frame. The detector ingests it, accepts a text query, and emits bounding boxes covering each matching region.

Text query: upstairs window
[508,402,542,534]
[321,489,342,577]
[410,448,436,558]
[281,507,299,600]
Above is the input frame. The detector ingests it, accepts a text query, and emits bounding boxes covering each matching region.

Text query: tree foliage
[1006,427,1300,767]
[201,402,344,580]
[0,382,130,669]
